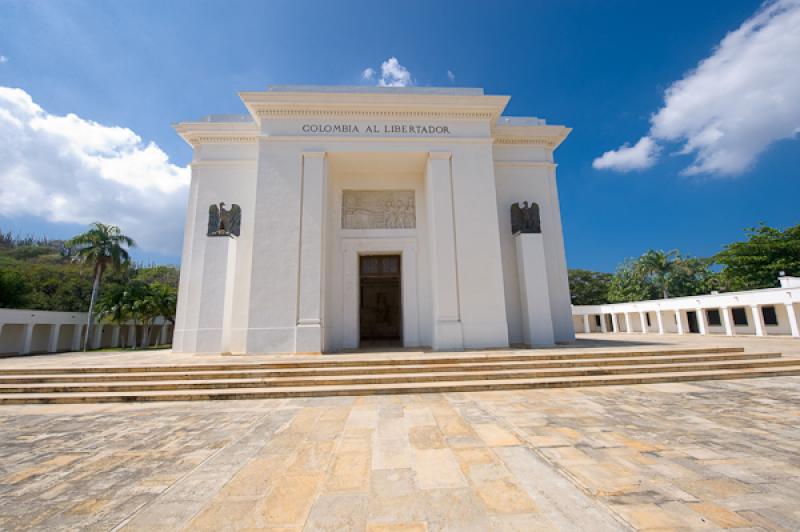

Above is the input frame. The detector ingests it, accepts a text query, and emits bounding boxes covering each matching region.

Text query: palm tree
[131,289,162,348]
[637,249,679,299]
[67,223,136,351]
[95,283,133,348]
[149,283,177,327]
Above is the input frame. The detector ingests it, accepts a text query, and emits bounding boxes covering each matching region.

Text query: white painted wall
[493,131,573,345]
[573,281,800,339]
[173,86,576,354]
[325,151,432,351]
[0,309,172,355]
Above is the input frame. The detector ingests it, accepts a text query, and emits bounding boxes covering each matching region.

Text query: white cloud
[378,57,412,87]
[592,136,659,171]
[594,0,800,176]
[360,57,414,87]
[447,70,455,82]
[0,55,8,64]
[0,87,189,254]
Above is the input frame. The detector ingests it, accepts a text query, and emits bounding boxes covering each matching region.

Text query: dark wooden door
[359,255,402,345]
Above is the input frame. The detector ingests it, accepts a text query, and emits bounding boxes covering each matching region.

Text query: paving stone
[304,493,370,531]
[252,473,323,527]
[474,477,538,514]
[687,501,753,528]
[412,449,467,490]
[0,346,798,531]
[325,451,371,492]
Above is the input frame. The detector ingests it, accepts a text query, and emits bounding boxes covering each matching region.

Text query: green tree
[666,256,717,296]
[637,250,679,299]
[715,223,800,291]
[95,286,128,347]
[135,265,180,290]
[607,258,659,303]
[22,264,94,311]
[66,223,136,351]
[607,250,717,303]
[148,283,178,326]
[0,269,28,307]
[130,287,162,348]
[568,269,612,305]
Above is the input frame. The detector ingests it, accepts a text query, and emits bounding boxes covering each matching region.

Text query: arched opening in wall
[30,324,50,353]
[100,326,114,348]
[58,325,76,351]
[359,254,402,347]
[0,324,24,355]
[686,311,700,333]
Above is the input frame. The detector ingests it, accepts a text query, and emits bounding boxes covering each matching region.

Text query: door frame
[341,238,419,349]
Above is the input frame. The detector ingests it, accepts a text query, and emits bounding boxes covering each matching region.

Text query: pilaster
[425,152,463,349]
[196,236,238,353]
[72,326,83,351]
[21,324,33,354]
[514,233,555,346]
[295,151,328,353]
[696,308,707,335]
[751,305,765,336]
[92,324,103,349]
[721,307,735,336]
[111,326,121,348]
[784,303,799,338]
[47,324,60,353]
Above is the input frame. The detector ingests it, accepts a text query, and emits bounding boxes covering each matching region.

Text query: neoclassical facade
[173,86,574,354]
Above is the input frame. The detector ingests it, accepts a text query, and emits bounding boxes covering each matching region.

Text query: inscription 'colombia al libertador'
[302,124,450,135]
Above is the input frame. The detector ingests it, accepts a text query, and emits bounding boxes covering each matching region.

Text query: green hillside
[0,231,178,312]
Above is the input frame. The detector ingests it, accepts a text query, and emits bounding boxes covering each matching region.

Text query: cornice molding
[261,135,493,144]
[254,108,495,120]
[494,136,563,148]
[240,91,510,123]
[184,135,259,147]
[190,159,258,167]
[494,161,557,169]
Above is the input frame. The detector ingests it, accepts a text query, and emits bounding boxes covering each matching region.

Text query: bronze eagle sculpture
[207,202,241,237]
[510,201,541,235]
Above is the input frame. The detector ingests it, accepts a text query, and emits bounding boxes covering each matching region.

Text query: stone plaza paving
[0,335,799,531]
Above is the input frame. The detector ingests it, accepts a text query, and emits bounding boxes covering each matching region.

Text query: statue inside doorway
[510,201,541,234]
[207,202,242,237]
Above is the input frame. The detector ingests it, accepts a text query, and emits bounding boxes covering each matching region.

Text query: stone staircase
[0,346,798,404]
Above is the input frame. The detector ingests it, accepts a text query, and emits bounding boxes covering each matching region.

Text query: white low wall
[572,277,800,339]
[0,308,173,355]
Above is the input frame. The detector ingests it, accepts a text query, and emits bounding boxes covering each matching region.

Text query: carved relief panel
[342,190,416,229]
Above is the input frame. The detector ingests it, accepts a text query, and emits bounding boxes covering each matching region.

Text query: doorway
[359,255,402,347]
[687,311,700,333]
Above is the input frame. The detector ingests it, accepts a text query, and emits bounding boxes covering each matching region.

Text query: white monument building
[172,86,574,354]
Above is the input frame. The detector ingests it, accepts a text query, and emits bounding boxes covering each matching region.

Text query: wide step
[1,365,799,404]
[0,351,779,384]
[0,357,795,394]
[0,346,746,375]
[0,344,798,404]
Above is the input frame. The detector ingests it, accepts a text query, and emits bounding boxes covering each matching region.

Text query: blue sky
[0,0,798,272]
